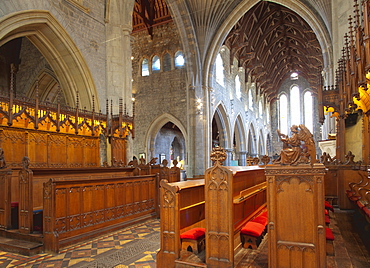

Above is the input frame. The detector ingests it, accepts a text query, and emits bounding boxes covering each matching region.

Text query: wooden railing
[16,166,136,234]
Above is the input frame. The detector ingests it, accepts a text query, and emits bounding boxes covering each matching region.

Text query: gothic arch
[247,123,257,157]
[232,114,247,165]
[145,113,187,161]
[212,103,231,149]
[0,10,97,109]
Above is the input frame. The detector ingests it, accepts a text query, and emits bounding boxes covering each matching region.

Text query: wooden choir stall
[157,147,267,267]
[267,124,327,268]
[0,92,181,255]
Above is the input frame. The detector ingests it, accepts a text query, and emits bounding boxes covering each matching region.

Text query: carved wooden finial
[21,156,30,170]
[210,147,226,166]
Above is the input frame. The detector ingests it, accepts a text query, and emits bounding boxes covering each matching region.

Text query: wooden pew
[43,173,158,253]
[156,179,205,267]
[324,165,367,209]
[345,169,370,250]
[15,159,136,234]
[157,148,267,268]
[204,157,266,267]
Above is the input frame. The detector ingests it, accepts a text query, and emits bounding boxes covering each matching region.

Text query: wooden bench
[157,179,205,267]
[15,162,136,234]
[43,173,159,253]
[157,148,267,267]
[324,163,368,209]
[204,150,267,267]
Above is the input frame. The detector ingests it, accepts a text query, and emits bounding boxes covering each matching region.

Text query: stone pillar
[225,148,233,166]
[187,85,206,176]
[266,164,327,268]
[105,0,134,163]
[238,151,247,166]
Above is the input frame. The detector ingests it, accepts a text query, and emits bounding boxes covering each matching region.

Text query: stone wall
[131,22,187,159]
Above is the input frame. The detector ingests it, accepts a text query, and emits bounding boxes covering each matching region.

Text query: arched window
[163,53,171,71]
[141,58,149,76]
[152,55,161,73]
[215,53,225,86]
[235,75,241,100]
[290,86,300,126]
[304,91,313,132]
[174,51,185,68]
[290,72,299,80]
[248,89,253,111]
[279,94,288,135]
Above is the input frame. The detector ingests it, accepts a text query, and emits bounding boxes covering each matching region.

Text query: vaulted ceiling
[225,1,323,101]
[133,0,324,102]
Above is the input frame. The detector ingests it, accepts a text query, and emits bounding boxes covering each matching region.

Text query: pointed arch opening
[0,10,98,109]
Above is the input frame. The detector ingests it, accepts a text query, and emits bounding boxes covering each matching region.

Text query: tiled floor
[0,209,369,267]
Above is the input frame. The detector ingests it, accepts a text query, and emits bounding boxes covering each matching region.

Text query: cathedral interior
[0,0,370,267]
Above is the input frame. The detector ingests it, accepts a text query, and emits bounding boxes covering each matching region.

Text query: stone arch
[211,103,231,149]
[27,68,66,104]
[232,114,247,165]
[247,123,257,157]
[0,10,97,109]
[145,113,187,163]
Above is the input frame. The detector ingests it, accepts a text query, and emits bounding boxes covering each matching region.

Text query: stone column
[238,151,247,166]
[225,148,233,166]
[105,0,134,163]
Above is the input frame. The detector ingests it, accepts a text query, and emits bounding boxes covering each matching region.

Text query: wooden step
[0,236,43,256]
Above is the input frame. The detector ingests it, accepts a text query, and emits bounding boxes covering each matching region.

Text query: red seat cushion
[251,215,268,226]
[180,228,205,240]
[325,201,334,212]
[241,221,265,237]
[356,200,366,209]
[260,211,268,218]
[325,209,329,215]
[326,228,334,240]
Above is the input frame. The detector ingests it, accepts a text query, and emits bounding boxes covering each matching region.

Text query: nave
[0,209,369,268]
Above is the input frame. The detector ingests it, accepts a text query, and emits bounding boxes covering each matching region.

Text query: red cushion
[251,215,268,226]
[325,209,329,215]
[180,228,205,240]
[325,215,330,224]
[241,221,265,237]
[349,196,360,201]
[326,228,334,240]
[260,211,268,218]
[325,201,334,212]
[356,200,365,209]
